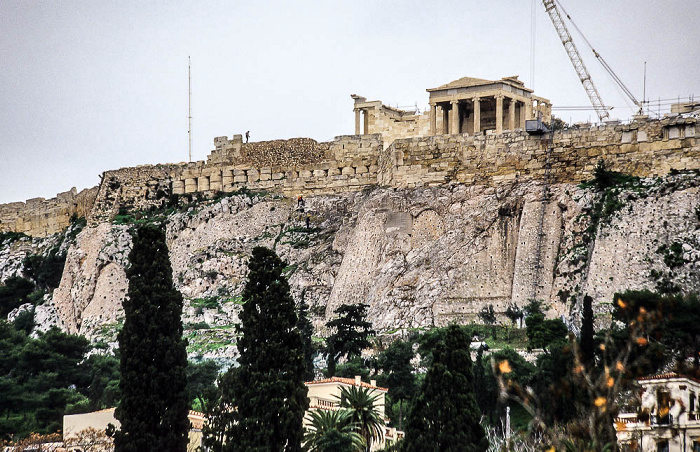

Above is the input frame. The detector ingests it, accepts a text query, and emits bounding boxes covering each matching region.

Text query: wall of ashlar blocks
[3,116,698,234]
[380,117,699,189]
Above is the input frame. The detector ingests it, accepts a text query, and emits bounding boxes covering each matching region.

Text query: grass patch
[185,329,237,354]
[222,295,244,305]
[190,296,220,310]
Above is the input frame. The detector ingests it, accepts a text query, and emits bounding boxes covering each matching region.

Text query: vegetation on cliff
[0,321,119,441]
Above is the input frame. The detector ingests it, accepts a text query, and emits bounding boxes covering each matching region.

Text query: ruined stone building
[352,75,552,146]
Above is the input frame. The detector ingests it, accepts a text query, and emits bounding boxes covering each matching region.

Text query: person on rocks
[297,195,304,208]
[305,215,311,231]
[245,131,250,143]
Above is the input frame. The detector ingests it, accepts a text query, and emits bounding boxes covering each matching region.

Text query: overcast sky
[1,1,698,204]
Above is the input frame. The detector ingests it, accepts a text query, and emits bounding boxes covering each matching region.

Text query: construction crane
[542,0,644,121]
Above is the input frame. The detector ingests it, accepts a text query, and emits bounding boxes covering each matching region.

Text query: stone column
[519,101,526,127]
[525,100,533,121]
[429,103,437,135]
[442,106,449,134]
[363,109,370,135]
[472,97,481,134]
[354,109,361,135]
[508,98,516,130]
[450,100,460,134]
[496,95,504,134]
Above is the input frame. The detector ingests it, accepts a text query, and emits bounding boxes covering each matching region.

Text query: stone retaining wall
[2,117,698,235]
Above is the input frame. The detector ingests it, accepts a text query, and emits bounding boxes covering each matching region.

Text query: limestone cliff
[23,173,698,356]
[1,120,699,359]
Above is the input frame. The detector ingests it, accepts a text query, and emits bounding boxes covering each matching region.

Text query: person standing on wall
[245,131,250,143]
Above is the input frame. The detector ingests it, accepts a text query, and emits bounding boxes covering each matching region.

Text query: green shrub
[0,231,29,244]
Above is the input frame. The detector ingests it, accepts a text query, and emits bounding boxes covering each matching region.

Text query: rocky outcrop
[39,173,700,349]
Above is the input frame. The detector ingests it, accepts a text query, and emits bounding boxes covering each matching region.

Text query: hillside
[2,169,698,364]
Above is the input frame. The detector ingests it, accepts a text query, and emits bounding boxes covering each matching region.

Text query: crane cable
[553,0,642,112]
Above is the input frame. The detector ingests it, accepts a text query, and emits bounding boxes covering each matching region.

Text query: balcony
[652,414,673,426]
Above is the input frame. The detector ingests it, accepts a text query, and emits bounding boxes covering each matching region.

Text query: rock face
[37,174,700,349]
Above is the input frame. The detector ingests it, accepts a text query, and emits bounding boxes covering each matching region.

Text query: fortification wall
[380,117,699,189]
[0,187,98,237]
[172,135,383,198]
[3,117,697,235]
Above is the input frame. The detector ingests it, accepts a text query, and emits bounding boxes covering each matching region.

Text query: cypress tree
[205,247,308,451]
[580,295,595,366]
[114,224,189,452]
[297,295,316,381]
[404,324,488,452]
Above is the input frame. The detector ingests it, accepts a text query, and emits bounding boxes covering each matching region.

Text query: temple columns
[429,103,437,135]
[450,100,460,134]
[472,97,481,134]
[442,105,449,134]
[525,100,533,121]
[508,99,516,130]
[354,109,361,135]
[496,95,504,134]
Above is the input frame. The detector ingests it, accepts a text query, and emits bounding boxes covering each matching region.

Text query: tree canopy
[114,224,189,452]
[325,303,375,377]
[404,324,488,452]
[205,246,308,452]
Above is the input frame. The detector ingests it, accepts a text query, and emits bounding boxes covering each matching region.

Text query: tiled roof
[305,377,388,392]
[638,372,700,384]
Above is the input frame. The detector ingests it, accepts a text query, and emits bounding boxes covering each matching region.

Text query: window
[691,393,696,413]
[657,441,669,452]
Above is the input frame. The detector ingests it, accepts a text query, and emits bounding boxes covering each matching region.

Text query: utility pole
[188,56,192,163]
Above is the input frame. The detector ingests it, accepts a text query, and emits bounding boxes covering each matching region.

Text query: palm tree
[304,409,365,452]
[337,385,384,452]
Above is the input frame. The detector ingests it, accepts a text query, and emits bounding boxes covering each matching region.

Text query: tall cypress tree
[205,247,308,452]
[580,295,595,366]
[114,224,189,452]
[404,324,488,452]
[297,295,316,382]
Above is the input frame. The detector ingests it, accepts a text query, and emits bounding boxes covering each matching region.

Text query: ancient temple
[352,75,551,145]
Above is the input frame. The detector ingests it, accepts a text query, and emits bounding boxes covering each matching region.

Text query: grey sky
[1,1,698,204]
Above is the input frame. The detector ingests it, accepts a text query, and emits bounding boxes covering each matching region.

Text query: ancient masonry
[1,76,698,237]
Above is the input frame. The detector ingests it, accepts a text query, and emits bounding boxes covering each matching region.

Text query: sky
[1,0,698,204]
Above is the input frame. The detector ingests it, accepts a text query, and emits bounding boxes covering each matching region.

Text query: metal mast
[188,56,192,163]
[542,0,610,121]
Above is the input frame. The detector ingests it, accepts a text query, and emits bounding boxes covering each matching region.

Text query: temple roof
[427,75,532,93]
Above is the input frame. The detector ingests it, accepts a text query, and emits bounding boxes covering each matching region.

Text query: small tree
[404,325,488,452]
[114,224,190,452]
[325,304,375,377]
[186,360,219,414]
[204,247,308,451]
[505,303,524,328]
[478,304,497,339]
[378,339,416,430]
